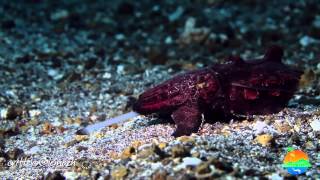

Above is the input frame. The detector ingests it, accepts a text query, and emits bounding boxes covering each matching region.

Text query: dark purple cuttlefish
[133,46,302,137]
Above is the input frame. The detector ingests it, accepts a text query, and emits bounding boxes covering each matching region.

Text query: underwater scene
[0,0,319,179]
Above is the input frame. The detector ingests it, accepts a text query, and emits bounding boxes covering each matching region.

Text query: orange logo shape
[282,147,311,175]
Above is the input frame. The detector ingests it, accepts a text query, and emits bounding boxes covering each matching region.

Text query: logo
[282,147,311,175]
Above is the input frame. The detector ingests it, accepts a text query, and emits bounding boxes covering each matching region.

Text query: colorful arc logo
[282,147,311,175]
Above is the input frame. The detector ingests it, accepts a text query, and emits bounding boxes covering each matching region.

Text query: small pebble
[7,148,24,160]
[48,69,58,77]
[299,35,319,47]
[111,166,128,179]
[269,173,282,180]
[116,65,125,74]
[137,147,154,159]
[152,170,167,180]
[42,122,54,134]
[75,146,88,152]
[63,171,79,180]
[165,36,173,44]
[195,162,215,178]
[50,9,69,21]
[29,109,41,118]
[177,136,195,144]
[75,135,89,142]
[313,15,320,28]
[255,134,273,146]
[171,145,190,158]
[4,106,23,120]
[253,121,268,134]
[175,157,202,170]
[121,146,135,159]
[310,119,320,131]
[168,6,184,22]
[45,171,66,180]
[158,142,167,150]
[115,34,125,41]
[131,140,143,149]
[0,108,8,119]
[102,72,112,79]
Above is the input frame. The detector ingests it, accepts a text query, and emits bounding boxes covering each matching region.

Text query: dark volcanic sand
[0,0,319,179]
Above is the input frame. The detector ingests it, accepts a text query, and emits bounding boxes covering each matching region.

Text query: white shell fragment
[310,119,320,131]
[174,157,202,171]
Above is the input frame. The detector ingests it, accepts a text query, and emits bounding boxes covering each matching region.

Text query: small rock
[121,147,135,159]
[153,145,166,159]
[269,173,282,180]
[177,136,195,144]
[64,140,78,147]
[75,135,89,142]
[299,69,315,88]
[3,106,23,120]
[305,141,315,149]
[131,140,143,149]
[48,69,64,80]
[175,157,202,170]
[0,108,7,119]
[209,158,233,173]
[42,122,54,134]
[299,35,319,47]
[29,109,41,118]
[48,69,58,77]
[111,166,128,179]
[102,72,112,79]
[165,36,173,44]
[179,17,210,44]
[168,6,184,22]
[115,34,126,41]
[157,142,167,150]
[7,148,24,160]
[51,9,69,21]
[137,147,154,159]
[313,15,320,28]
[152,170,167,180]
[255,134,273,146]
[171,144,190,158]
[310,119,320,131]
[253,121,268,134]
[274,122,291,133]
[63,171,78,180]
[45,171,66,180]
[0,157,6,170]
[116,65,125,74]
[195,162,214,178]
[75,146,88,153]
[89,115,99,122]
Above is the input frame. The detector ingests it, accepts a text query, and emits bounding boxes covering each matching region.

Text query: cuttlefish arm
[76,111,140,135]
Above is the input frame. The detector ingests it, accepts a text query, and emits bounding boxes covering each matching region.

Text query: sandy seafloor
[0,0,319,179]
